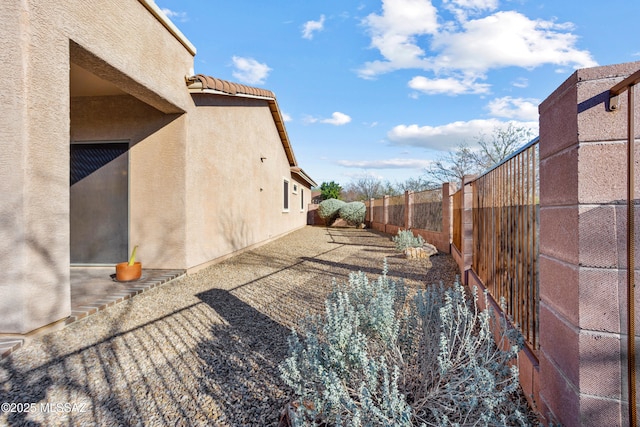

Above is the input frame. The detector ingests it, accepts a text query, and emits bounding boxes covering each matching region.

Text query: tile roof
[186,75,316,188]
[188,74,275,99]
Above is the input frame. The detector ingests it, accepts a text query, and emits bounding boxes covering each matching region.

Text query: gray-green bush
[339,201,366,226]
[279,262,530,426]
[318,198,346,226]
[392,229,425,252]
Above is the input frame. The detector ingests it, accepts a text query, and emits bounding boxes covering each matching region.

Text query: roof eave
[291,167,318,188]
[268,99,297,167]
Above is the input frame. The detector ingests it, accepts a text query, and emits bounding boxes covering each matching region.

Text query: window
[300,188,305,211]
[292,183,298,194]
[283,178,290,212]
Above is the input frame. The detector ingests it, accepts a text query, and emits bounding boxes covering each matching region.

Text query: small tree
[342,176,385,201]
[424,124,534,184]
[393,176,439,193]
[342,176,438,202]
[425,142,480,184]
[472,123,534,171]
[319,181,343,200]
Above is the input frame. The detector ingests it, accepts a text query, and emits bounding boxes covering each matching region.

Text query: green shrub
[392,229,425,252]
[339,201,366,226]
[279,262,529,426]
[318,198,346,226]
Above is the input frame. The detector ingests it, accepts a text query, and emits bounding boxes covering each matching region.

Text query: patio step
[1,269,185,361]
[0,338,24,359]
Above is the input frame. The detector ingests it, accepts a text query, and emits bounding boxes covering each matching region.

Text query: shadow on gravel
[299,255,433,285]
[0,300,214,427]
[196,289,292,426]
[324,227,392,245]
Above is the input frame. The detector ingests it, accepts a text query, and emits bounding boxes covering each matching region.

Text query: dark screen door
[70,142,129,264]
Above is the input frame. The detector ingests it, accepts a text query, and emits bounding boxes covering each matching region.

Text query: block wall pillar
[405,190,413,230]
[383,195,389,226]
[442,182,454,248]
[538,61,640,426]
[369,198,375,223]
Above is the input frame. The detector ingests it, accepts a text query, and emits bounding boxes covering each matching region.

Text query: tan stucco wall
[186,95,311,269]
[0,0,195,333]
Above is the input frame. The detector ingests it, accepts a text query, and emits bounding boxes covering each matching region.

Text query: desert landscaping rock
[0,226,459,427]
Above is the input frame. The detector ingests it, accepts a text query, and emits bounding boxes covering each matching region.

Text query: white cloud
[323,112,352,125]
[342,170,386,180]
[442,0,498,21]
[161,8,188,22]
[306,112,352,126]
[337,158,432,169]
[282,113,292,122]
[431,11,597,72]
[387,118,538,150]
[231,56,272,85]
[358,0,439,78]
[445,0,498,9]
[358,3,597,81]
[486,96,539,121]
[302,15,326,39]
[408,75,490,95]
[512,77,529,88]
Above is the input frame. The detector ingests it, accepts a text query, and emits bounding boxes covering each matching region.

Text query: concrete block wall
[366,186,454,254]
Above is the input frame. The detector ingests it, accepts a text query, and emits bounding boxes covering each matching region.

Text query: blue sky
[155,0,640,187]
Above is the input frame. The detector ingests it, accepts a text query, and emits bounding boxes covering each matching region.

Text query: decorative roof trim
[187,75,298,167]
[187,75,275,98]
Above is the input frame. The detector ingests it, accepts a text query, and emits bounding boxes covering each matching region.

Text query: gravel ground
[0,226,459,427]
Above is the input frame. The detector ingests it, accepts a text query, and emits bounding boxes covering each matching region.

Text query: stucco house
[0,0,316,334]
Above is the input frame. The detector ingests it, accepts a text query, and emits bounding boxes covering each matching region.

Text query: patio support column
[537,61,640,426]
